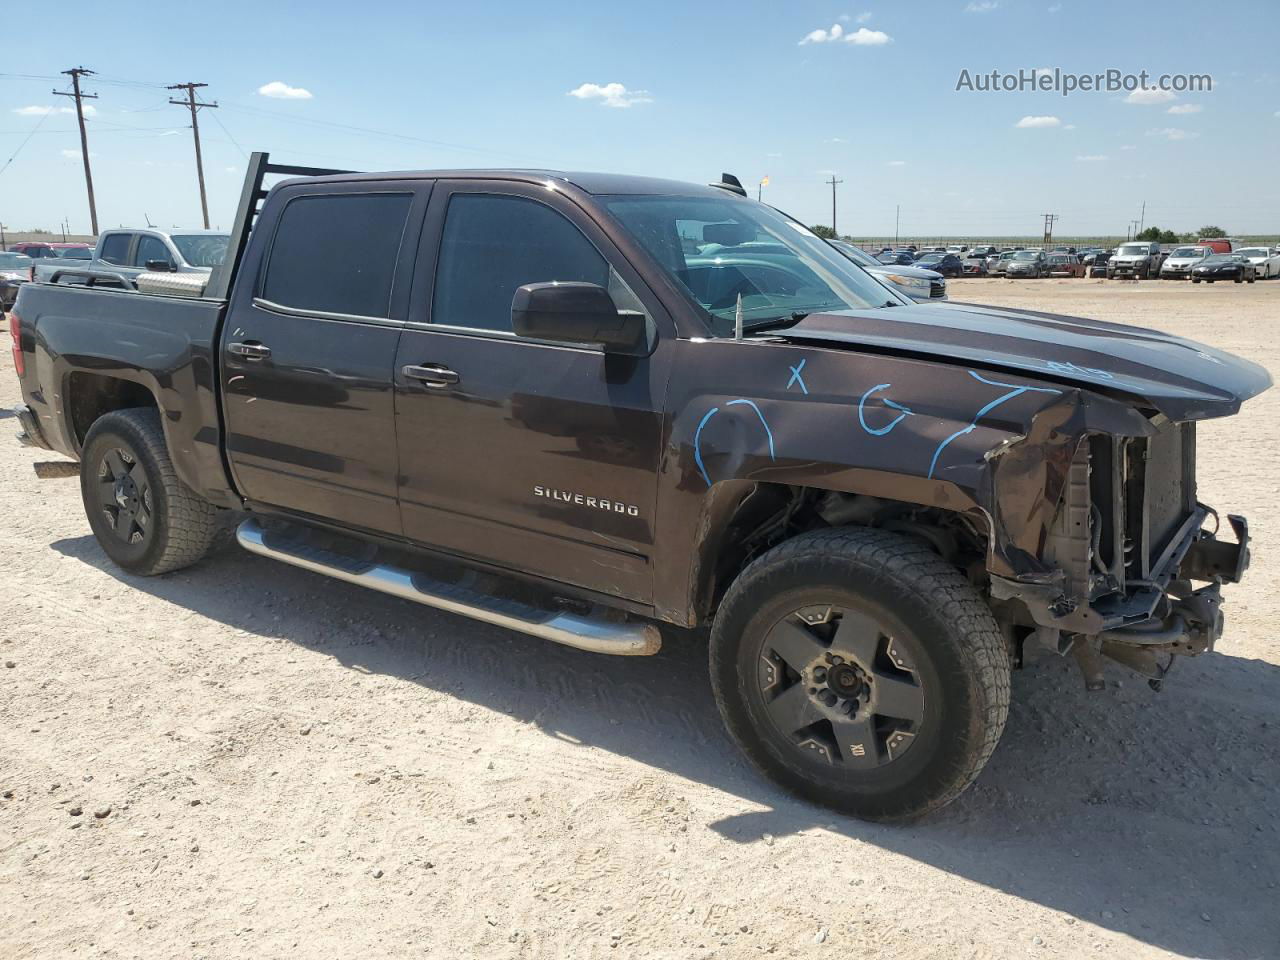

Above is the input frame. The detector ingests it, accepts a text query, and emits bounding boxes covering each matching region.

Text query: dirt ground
[2,278,1278,960]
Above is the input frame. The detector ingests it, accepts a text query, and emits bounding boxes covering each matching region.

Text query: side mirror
[511,282,645,352]
[145,259,174,272]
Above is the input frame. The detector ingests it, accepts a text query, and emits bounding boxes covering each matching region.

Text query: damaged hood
[778,302,1272,420]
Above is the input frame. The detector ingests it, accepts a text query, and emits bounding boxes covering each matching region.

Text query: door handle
[402,363,460,388]
[228,341,272,360]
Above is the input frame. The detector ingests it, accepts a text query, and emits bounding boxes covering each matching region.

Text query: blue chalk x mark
[692,399,778,488]
[858,383,914,437]
[926,371,1062,480]
[787,359,809,394]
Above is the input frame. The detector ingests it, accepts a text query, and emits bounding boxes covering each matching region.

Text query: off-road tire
[80,408,219,576]
[709,527,1010,821]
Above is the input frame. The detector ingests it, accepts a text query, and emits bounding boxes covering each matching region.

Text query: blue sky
[2,0,1277,238]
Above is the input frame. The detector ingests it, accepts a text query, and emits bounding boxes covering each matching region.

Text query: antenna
[144,212,155,228]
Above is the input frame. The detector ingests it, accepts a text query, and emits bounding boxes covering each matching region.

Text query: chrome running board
[236,518,662,656]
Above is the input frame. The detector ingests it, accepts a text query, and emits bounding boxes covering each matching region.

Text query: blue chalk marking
[692,399,778,488]
[925,371,1062,480]
[787,358,809,394]
[727,398,776,461]
[693,406,720,487]
[858,383,914,437]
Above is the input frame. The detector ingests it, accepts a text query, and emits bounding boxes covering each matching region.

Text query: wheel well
[697,484,991,622]
[67,373,158,448]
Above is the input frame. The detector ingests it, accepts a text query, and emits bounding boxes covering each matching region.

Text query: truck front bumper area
[992,512,1250,679]
[14,404,51,450]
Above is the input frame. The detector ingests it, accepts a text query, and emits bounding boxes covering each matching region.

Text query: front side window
[172,234,230,268]
[99,234,131,265]
[432,193,612,332]
[262,193,411,318]
[604,194,901,337]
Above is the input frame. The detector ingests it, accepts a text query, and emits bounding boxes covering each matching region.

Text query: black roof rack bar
[205,151,358,301]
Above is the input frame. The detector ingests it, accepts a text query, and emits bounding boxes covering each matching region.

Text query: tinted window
[433,194,608,332]
[262,193,411,318]
[134,235,171,267]
[100,234,131,265]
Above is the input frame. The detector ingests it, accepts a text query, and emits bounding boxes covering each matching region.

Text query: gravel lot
[2,278,1278,960]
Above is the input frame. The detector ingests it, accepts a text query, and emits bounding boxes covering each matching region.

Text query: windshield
[0,253,33,270]
[171,234,230,268]
[53,246,91,259]
[1013,251,1038,260]
[1203,254,1235,263]
[1118,244,1150,256]
[1170,247,1204,258]
[1236,248,1267,258]
[603,195,902,334]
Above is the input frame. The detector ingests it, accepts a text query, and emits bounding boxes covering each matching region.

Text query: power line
[206,108,247,160]
[168,82,217,229]
[53,67,99,235]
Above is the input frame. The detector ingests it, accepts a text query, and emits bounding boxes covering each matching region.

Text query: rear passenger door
[392,181,673,603]
[220,181,431,536]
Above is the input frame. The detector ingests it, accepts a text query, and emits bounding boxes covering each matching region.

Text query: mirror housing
[145,259,175,272]
[511,282,645,352]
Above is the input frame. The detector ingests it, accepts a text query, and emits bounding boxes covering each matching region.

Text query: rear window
[261,193,412,318]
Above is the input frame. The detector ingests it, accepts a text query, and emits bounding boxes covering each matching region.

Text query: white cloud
[887,160,906,166]
[1063,123,1076,130]
[1034,67,1053,78]
[59,148,95,159]
[257,81,313,100]
[799,23,891,45]
[1147,127,1199,141]
[1167,103,1202,115]
[1120,144,1137,150]
[14,104,93,117]
[1124,87,1176,105]
[855,11,873,22]
[1075,154,1107,162]
[158,129,182,137]
[1016,115,1062,128]
[566,82,652,108]
[825,137,848,143]
[1048,3,1062,10]
[965,1,998,11]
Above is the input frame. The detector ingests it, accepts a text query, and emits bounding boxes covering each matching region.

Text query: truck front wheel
[709,528,1010,821]
[80,408,220,576]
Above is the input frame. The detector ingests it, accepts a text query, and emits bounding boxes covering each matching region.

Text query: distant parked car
[1196,238,1233,255]
[1160,245,1211,279]
[0,252,33,308]
[1046,253,1086,277]
[1191,254,1257,284]
[1108,241,1164,279]
[1234,247,1280,279]
[830,240,948,302]
[988,250,1019,276]
[1004,249,1049,278]
[915,252,963,277]
[968,245,998,259]
[1088,254,1112,278]
[32,228,229,286]
[944,244,969,256]
[961,255,988,276]
[876,251,915,266]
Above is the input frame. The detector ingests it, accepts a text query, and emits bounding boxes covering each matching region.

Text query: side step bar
[235,518,662,656]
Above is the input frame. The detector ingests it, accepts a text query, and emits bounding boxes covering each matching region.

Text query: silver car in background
[830,240,947,302]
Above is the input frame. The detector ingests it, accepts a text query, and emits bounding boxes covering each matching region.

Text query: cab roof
[276,169,741,199]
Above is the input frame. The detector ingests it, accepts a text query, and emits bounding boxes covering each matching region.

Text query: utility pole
[53,67,99,236]
[168,82,218,229]
[1138,200,1146,236]
[0,222,6,250]
[895,205,900,248]
[1130,219,1141,240]
[1042,213,1059,245]
[826,174,843,236]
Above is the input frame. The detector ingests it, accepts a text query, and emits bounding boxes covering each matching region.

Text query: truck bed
[12,280,236,507]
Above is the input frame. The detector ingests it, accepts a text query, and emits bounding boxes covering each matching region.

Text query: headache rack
[204,152,356,301]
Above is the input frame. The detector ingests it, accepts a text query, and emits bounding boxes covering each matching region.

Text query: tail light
[9,310,22,377]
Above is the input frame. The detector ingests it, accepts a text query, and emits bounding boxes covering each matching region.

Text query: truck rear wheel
[80,408,219,576]
[709,528,1010,821]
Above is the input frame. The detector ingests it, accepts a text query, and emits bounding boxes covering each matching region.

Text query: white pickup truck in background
[32,228,229,293]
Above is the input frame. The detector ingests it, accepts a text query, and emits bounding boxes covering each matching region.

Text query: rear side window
[261,193,412,318]
[432,194,608,332]
[100,234,131,265]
